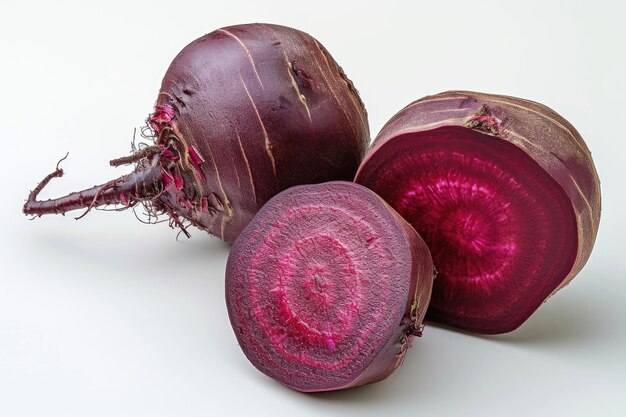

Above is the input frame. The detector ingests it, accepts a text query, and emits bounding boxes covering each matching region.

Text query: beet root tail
[23,154,164,219]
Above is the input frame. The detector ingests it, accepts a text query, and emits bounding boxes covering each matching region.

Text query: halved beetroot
[225,181,434,392]
[355,91,601,334]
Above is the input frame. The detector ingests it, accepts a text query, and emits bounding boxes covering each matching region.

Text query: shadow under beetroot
[303,343,434,404]
[304,282,609,405]
[30,226,230,269]
[475,288,605,347]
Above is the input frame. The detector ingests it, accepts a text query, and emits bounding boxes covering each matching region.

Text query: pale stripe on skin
[480,96,588,155]
[423,92,587,155]
[426,108,474,114]
[500,128,548,152]
[374,103,467,144]
[308,42,360,140]
[313,39,368,133]
[401,94,587,156]
[231,143,242,191]
[379,95,473,135]
[158,91,175,100]
[568,171,597,236]
[379,117,468,142]
[169,123,207,199]
[263,24,313,124]
[235,129,257,204]
[202,143,232,240]
[217,29,265,89]
[399,95,462,113]
[239,73,277,178]
[220,209,229,239]
[285,54,313,123]
[270,28,363,140]
[203,142,231,216]
[412,92,543,111]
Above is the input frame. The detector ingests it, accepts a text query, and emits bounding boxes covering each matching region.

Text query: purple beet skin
[226,182,434,392]
[23,23,369,242]
[355,91,601,334]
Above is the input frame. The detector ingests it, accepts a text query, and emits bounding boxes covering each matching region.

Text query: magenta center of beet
[396,160,519,284]
[244,204,390,370]
[277,235,359,350]
[226,182,433,391]
[356,126,578,331]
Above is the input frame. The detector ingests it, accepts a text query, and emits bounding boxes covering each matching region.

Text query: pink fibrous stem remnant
[23,153,164,218]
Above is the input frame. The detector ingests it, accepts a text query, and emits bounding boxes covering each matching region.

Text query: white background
[1,1,624,416]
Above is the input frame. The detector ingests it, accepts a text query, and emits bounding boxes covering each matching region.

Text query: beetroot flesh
[225,182,434,392]
[23,23,369,242]
[355,91,601,334]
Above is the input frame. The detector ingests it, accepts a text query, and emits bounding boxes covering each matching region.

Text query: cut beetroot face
[355,91,601,334]
[225,181,434,392]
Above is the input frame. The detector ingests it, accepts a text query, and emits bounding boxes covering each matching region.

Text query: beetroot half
[225,181,434,392]
[355,91,601,334]
[23,23,369,242]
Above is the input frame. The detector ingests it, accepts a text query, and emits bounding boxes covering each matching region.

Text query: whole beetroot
[355,91,601,334]
[23,23,369,242]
